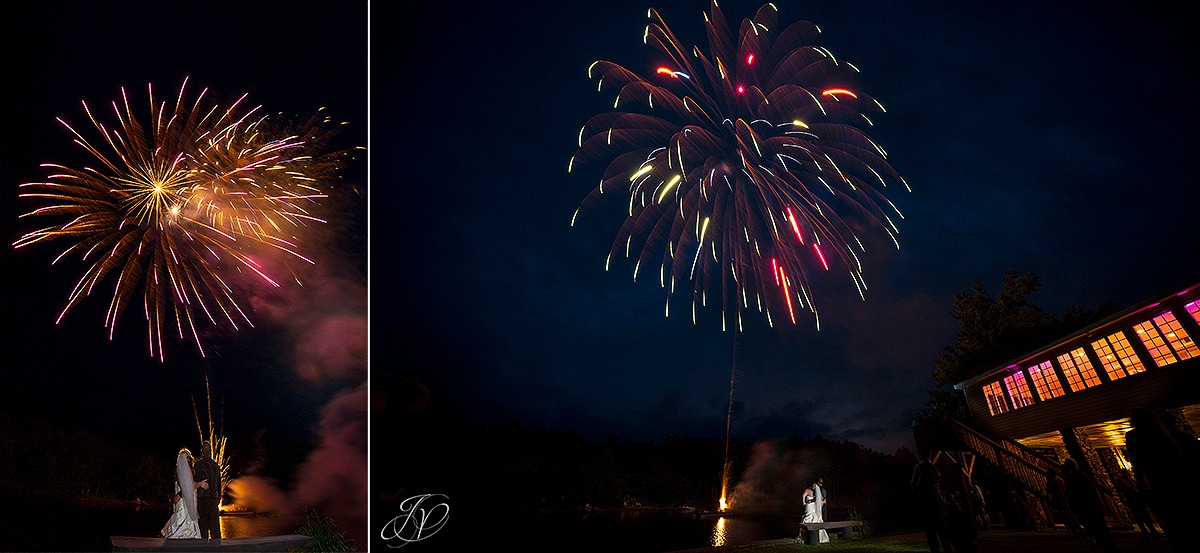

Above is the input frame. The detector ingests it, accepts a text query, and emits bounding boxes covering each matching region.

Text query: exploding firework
[569,2,908,330]
[13,78,356,360]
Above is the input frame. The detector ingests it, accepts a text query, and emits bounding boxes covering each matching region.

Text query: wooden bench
[796,520,863,544]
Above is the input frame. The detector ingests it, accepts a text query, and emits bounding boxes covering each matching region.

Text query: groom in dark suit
[193,440,222,540]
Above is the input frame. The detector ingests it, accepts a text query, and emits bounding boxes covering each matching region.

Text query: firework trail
[193,370,230,504]
[13,78,357,360]
[570,2,909,331]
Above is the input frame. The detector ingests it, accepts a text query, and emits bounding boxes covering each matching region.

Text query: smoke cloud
[727,440,820,514]
[226,475,290,513]
[228,252,368,547]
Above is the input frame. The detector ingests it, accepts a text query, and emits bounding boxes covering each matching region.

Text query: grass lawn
[670,531,931,553]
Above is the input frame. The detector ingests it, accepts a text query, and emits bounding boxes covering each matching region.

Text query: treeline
[0,412,171,504]
[933,269,1120,389]
[373,404,921,532]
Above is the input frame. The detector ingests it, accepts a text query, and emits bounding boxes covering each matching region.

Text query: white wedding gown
[161,450,201,539]
[803,486,829,543]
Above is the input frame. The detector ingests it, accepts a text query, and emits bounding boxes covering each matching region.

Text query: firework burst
[14,78,356,360]
[569,2,909,331]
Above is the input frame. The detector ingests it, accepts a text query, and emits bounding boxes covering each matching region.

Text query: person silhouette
[911,453,951,553]
[192,440,222,540]
[1112,468,1159,541]
[1060,458,1117,553]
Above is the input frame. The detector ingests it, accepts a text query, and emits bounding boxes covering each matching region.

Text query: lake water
[373,509,803,552]
[0,499,361,552]
[2,500,794,552]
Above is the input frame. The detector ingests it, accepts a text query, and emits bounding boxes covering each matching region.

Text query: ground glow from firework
[569,1,909,332]
[13,78,353,361]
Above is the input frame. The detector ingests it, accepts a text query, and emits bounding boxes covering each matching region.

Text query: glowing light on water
[710,516,728,547]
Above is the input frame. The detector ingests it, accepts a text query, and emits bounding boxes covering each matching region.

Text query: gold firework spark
[14,78,355,360]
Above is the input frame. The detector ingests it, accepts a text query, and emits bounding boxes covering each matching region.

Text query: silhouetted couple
[161,441,222,541]
[796,477,828,543]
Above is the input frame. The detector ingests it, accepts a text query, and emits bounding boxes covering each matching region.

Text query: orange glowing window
[1027,360,1065,401]
[1133,310,1195,367]
[1058,348,1101,391]
[1186,301,1200,325]
[1157,311,1198,359]
[983,381,1008,416]
[1003,373,1034,410]
[1092,331,1146,380]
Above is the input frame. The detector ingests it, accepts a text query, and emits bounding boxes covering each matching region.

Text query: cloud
[224,388,367,545]
[289,387,368,516]
[226,475,290,513]
[226,235,367,544]
[727,440,814,514]
[294,314,368,383]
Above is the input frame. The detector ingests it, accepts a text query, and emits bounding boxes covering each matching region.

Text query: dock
[110,535,316,552]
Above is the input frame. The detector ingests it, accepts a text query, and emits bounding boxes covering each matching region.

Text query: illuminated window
[1137,310,1198,364]
[1092,331,1146,380]
[1135,319,1178,366]
[1003,373,1034,410]
[983,381,1008,416]
[1027,360,1065,401]
[983,381,1008,415]
[1058,348,1101,391]
[1187,301,1200,325]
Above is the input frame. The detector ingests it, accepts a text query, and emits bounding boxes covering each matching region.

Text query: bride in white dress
[161,448,201,539]
[798,482,829,543]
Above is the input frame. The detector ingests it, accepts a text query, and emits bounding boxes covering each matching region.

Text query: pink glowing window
[1133,310,1195,366]
[1092,331,1146,380]
[983,381,1008,416]
[1058,348,1101,391]
[1003,373,1034,410]
[1027,360,1065,401]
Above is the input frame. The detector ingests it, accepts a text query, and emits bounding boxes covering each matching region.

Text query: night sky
[381,0,1199,455]
[1,0,368,545]
[3,0,1200,547]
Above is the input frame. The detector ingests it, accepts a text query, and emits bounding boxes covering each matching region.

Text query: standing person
[1061,458,1118,553]
[968,483,990,530]
[1046,466,1084,538]
[911,453,952,553]
[1126,407,1195,552]
[192,440,222,540]
[1153,409,1200,552]
[944,490,978,553]
[815,477,829,522]
[161,448,200,539]
[1112,469,1159,541]
[796,482,830,543]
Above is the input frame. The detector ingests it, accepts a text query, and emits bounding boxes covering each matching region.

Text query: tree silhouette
[933,269,1119,390]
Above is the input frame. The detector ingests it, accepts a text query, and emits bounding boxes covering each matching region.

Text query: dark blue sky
[3,0,1198,481]
[382,0,1199,454]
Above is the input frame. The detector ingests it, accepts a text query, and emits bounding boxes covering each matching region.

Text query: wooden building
[956,277,1200,454]
[912,276,1200,530]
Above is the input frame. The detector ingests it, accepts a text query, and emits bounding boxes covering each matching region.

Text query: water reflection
[710,516,728,547]
[219,512,304,539]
